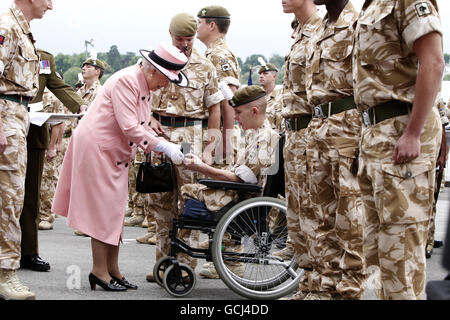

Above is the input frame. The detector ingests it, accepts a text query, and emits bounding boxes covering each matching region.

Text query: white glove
[218,81,234,100]
[154,140,184,164]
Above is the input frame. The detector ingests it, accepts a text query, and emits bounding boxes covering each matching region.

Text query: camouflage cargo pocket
[380,161,433,224]
[0,130,19,171]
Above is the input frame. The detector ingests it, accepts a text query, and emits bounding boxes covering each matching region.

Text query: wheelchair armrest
[197,179,262,193]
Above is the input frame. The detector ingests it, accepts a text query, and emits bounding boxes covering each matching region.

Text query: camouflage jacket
[205,36,241,88]
[282,11,323,118]
[0,4,39,99]
[266,86,285,132]
[353,0,442,110]
[152,48,223,119]
[306,1,358,107]
[77,80,102,106]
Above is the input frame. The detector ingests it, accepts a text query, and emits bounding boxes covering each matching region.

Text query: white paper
[28,102,44,113]
[29,112,85,127]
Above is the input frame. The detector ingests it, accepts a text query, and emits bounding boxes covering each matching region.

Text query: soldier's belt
[361,100,412,126]
[285,115,312,131]
[154,113,208,128]
[313,96,356,118]
[0,93,32,109]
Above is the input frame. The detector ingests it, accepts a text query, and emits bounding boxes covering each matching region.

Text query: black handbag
[136,153,175,193]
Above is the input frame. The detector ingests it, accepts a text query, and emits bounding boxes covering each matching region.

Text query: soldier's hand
[46,147,57,162]
[392,133,420,165]
[149,116,165,136]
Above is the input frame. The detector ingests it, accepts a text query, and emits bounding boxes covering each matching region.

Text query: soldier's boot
[125,207,133,217]
[198,239,210,249]
[142,218,149,228]
[74,230,88,237]
[38,220,53,230]
[272,245,294,260]
[426,243,434,259]
[136,232,156,245]
[124,215,145,227]
[0,269,35,300]
[199,262,244,279]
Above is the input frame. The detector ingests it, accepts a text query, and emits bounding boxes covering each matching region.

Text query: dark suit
[21,49,85,257]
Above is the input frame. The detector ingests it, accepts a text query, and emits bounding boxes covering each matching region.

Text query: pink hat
[139,42,189,87]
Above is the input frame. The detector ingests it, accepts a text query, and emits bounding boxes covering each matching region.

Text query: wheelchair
[155,134,303,299]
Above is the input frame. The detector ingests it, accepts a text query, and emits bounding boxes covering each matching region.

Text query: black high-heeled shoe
[110,273,138,290]
[88,273,127,291]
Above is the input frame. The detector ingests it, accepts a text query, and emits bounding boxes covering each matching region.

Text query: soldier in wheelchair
[153,86,302,298]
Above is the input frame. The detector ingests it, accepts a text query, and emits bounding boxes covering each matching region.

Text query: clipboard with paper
[29,112,85,127]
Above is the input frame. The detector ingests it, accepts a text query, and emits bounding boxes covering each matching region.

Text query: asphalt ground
[13,187,450,303]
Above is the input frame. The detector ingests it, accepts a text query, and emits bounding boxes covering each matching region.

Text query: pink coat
[52,64,160,245]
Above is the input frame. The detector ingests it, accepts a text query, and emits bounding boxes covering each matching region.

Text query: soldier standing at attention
[20,48,87,266]
[354,0,444,299]
[0,0,53,300]
[38,89,64,230]
[304,0,365,300]
[145,13,223,282]
[196,5,241,167]
[279,0,323,300]
[258,62,284,132]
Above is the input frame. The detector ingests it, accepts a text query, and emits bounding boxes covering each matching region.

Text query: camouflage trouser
[128,156,153,224]
[305,109,365,299]
[284,128,315,291]
[150,125,205,269]
[0,102,30,270]
[358,108,441,300]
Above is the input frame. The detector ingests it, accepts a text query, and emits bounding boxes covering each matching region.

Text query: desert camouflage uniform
[181,121,279,262]
[281,11,323,293]
[149,48,223,269]
[0,4,38,270]
[426,100,449,250]
[266,86,284,132]
[305,1,365,299]
[38,90,63,225]
[353,0,442,299]
[205,36,242,167]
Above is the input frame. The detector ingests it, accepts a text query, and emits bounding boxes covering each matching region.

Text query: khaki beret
[170,13,198,37]
[258,63,278,74]
[229,85,266,108]
[198,5,230,19]
[82,58,105,70]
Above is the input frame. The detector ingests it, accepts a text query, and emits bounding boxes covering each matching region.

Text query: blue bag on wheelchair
[182,199,214,221]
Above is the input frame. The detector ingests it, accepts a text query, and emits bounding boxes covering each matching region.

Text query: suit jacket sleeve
[46,54,84,114]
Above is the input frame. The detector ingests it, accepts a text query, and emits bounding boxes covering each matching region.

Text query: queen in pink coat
[52,42,188,292]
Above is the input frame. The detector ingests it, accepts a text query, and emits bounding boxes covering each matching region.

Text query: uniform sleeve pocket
[380,161,433,224]
[0,130,19,171]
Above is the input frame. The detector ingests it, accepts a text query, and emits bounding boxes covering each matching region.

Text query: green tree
[63,67,82,87]
[444,53,450,64]
[107,45,122,72]
[444,74,450,81]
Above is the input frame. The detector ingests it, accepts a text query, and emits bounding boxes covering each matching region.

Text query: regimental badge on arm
[0,35,5,45]
[415,2,431,17]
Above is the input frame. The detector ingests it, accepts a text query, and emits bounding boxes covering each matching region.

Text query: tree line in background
[55,45,450,88]
[54,45,287,88]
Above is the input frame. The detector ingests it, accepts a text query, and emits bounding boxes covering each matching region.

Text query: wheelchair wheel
[153,256,174,287]
[212,197,303,300]
[163,263,196,298]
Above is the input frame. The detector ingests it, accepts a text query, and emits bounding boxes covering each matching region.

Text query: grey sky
[1,0,449,59]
